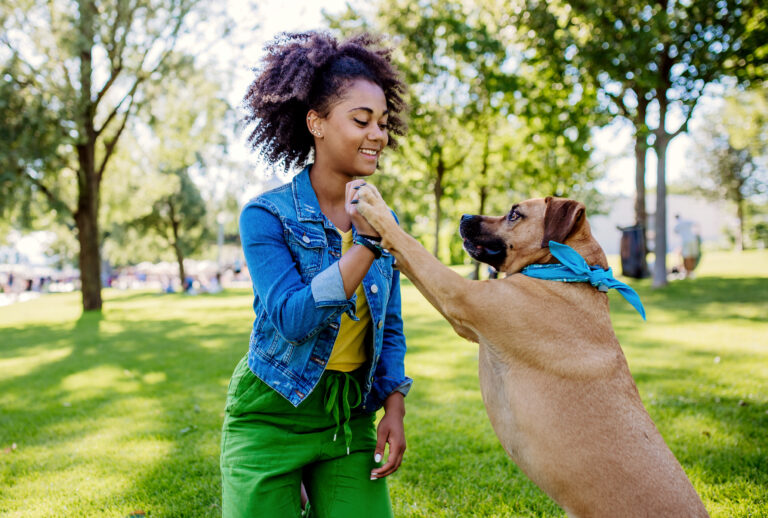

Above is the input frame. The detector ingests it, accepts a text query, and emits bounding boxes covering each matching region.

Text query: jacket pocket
[283,220,326,281]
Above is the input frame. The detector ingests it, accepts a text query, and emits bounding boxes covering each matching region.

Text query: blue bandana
[521,241,646,320]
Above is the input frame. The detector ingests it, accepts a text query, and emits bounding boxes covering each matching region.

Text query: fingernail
[353,185,361,189]
[374,453,382,463]
[370,474,377,480]
[351,200,358,204]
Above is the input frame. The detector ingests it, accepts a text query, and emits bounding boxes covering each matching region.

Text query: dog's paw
[356,185,395,231]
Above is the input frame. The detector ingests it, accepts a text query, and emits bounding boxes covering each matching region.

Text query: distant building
[588,194,737,255]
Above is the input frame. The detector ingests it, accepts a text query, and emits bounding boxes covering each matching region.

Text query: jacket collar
[292,165,327,224]
[291,165,362,236]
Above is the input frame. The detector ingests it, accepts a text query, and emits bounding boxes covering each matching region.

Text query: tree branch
[670,97,699,139]
[94,47,148,137]
[96,92,136,182]
[94,63,123,108]
[95,1,191,179]
[605,89,631,119]
[23,169,74,217]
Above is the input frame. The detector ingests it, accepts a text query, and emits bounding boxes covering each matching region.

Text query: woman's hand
[370,391,406,479]
[346,180,380,238]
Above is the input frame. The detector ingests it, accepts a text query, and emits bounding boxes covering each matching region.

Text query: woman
[220,31,411,518]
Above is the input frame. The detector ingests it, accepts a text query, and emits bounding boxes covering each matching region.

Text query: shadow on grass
[0,299,249,515]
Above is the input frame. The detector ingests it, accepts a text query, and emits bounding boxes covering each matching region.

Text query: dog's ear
[542,197,585,247]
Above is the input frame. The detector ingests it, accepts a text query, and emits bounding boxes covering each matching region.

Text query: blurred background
[2,0,767,311]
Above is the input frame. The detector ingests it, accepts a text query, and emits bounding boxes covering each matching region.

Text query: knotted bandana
[521,241,646,320]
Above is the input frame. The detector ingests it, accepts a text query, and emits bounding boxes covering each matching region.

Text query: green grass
[1,250,766,517]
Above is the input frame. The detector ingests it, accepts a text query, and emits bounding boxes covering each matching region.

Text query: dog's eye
[508,209,521,222]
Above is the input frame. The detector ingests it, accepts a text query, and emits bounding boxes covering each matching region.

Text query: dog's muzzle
[460,215,507,269]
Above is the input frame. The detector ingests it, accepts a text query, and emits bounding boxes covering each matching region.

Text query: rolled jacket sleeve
[240,202,355,344]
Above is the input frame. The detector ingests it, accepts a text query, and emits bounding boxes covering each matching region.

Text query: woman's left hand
[370,392,406,479]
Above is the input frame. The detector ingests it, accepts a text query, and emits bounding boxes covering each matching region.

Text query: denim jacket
[239,166,412,412]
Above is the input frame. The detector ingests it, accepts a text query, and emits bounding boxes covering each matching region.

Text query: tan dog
[355,188,709,518]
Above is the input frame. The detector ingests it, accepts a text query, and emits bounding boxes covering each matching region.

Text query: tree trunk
[75,191,102,311]
[736,196,745,251]
[473,134,491,280]
[652,133,671,287]
[433,154,445,259]
[169,201,186,288]
[76,0,102,311]
[632,98,650,278]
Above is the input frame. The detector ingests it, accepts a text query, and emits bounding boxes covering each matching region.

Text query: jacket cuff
[364,375,413,412]
[310,263,355,315]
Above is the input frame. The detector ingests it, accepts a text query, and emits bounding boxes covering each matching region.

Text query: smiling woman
[221,31,411,518]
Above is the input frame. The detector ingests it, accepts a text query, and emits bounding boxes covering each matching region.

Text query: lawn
[1,250,766,517]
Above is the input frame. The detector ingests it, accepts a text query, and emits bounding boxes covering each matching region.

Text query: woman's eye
[353,118,367,126]
[378,123,389,130]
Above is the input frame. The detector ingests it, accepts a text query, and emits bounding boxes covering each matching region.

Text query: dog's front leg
[356,186,479,342]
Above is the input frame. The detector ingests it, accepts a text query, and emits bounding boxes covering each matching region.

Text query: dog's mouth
[462,237,507,267]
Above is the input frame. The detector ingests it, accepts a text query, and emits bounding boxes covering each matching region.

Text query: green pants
[220,356,393,518]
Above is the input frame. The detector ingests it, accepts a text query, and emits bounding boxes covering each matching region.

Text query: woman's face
[311,79,389,178]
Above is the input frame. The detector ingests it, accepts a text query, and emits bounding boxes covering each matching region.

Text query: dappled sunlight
[60,365,143,399]
[0,346,72,381]
[2,410,174,517]
[1,256,766,516]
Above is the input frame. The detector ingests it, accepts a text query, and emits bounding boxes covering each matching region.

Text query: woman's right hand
[346,180,380,238]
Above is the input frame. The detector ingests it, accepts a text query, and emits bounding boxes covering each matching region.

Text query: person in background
[674,213,702,278]
[219,31,411,518]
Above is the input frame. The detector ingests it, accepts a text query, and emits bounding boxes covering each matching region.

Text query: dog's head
[459,197,608,274]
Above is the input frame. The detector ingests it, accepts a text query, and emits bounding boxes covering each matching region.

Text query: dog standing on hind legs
[353,185,709,518]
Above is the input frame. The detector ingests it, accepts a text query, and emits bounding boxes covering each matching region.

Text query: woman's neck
[309,163,352,231]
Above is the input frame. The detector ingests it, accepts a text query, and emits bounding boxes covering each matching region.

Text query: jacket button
[377,320,383,329]
[370,284,378,294]
[302,235,310,243]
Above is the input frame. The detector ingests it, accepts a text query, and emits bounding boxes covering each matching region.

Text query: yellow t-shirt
[326,228,371,372]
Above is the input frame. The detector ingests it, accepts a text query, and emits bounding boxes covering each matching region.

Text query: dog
[354,188,709,518]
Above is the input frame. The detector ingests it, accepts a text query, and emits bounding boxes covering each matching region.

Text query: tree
[688,87,768,250]
[516,0,768,286]
[327,0,605,265]
[132,169,209,287]
[102,62,230,282]
[0,0,231,310]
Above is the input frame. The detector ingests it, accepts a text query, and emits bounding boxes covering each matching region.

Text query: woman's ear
[306,110,323,139]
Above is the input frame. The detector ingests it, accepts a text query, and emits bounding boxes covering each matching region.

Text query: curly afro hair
[243,31,408,173]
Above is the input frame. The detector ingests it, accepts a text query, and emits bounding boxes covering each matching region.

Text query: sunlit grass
[1,250,766,517]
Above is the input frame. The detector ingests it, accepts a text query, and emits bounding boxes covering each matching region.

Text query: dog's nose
[461,214,472,223]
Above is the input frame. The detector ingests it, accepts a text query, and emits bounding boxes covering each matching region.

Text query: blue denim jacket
[239,166,412,412]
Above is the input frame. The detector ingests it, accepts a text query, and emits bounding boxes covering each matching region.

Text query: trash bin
[618,225,650,279]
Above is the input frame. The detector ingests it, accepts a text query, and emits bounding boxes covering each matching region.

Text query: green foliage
[689,98,765,203]
[101,67,228,268]
[686,85,768,248]
[513,0,768,284]
[0,0,239,309]
[326,0,605,262]
[0,250,766,516]
[131,169,209,260]
[0,55,73,226]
